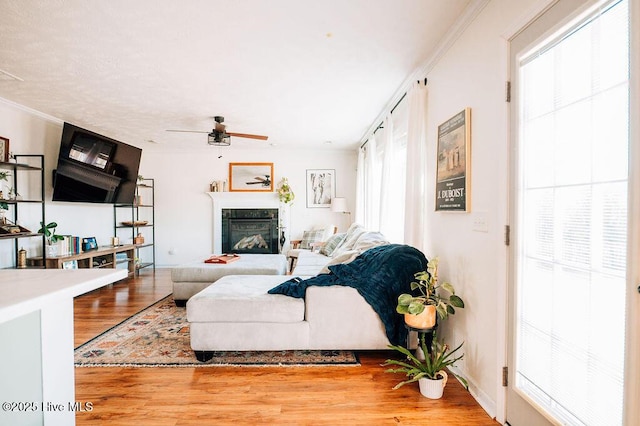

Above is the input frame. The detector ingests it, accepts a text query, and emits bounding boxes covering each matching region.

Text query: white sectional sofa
[188,275,392,355]
[185,224,428,360]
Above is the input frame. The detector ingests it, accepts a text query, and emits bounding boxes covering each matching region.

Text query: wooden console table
[28,244,136,274]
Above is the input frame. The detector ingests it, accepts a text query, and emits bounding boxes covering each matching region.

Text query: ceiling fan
[166,116,268,146]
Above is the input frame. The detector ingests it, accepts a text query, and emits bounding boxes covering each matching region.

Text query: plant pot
[418,371,448,399]
[46,244,58,258]
[404,305,437,329]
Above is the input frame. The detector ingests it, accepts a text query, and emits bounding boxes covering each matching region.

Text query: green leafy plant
[276,177,295,204]
[383,334,468,390]
[396,258,465,321]
[37,221,65,245]
[0,171,10,182]
[0,201,8,211]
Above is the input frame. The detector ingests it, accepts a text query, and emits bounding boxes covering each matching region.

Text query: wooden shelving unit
[113,178,155,273]
[0,155,46,268]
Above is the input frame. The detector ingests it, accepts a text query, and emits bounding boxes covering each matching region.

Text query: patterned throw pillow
[300,229,325,249]
[320,233,346,256]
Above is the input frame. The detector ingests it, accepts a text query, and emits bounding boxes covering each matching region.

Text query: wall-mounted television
[52,123,142,204]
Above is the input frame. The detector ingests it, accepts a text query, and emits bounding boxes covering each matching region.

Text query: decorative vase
[418,371,448,399]
[404,305,437,329]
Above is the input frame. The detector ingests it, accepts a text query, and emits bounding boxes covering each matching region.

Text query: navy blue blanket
[268,244,427,345]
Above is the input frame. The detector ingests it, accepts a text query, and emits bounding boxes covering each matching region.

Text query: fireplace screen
[222,208,279,254]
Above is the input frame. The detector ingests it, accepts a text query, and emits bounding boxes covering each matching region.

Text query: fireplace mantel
[208,192,281,254]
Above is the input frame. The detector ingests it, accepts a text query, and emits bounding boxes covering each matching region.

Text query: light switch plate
[472,211,489,233]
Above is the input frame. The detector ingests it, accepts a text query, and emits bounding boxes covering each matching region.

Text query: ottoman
[171,253,287,305]
[187,275,310,358]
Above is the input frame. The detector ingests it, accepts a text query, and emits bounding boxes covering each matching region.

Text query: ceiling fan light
[208,132,230,146]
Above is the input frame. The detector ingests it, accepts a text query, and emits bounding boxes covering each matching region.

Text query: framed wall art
[0,136,9,162]
[435,108,471,212]
[228,162,274,192]
[306,169,335,208]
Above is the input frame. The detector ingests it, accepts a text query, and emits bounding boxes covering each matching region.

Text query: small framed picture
[82,237,98,251]
[228,162,274,192]
[306,169,335,208]
[0,136,9,162]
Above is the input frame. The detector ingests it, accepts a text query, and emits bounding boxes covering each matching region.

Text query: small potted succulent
[396,258,465,329]
[384,333,467,399]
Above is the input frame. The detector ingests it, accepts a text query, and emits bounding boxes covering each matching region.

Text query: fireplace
[222,208,279,254]
[208,192,283,254]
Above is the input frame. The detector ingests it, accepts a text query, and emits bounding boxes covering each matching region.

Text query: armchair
[287,225,337,271]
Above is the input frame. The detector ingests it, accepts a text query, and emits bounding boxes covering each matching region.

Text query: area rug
[74,295,359,367]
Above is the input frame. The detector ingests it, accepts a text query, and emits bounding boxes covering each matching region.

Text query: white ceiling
[0,0,471,151]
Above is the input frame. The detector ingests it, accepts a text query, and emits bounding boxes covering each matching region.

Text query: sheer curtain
[378,114,395,238]
[354,147,366,225]
[363,134,379,230]
[403,82,428,249]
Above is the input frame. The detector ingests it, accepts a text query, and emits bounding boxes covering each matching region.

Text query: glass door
[507,0,631,424]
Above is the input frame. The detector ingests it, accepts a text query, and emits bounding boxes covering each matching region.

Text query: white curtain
[378,114,394,237]
[354,146,366,225]
[363,134,379,230]
[403,82,428,249]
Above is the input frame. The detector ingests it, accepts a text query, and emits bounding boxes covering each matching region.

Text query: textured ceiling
[0,0,471,150]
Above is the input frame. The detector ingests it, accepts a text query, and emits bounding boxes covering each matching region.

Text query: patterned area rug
[74,295,359,367]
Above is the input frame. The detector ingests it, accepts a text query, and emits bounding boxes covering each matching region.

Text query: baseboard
[448,365,497,421]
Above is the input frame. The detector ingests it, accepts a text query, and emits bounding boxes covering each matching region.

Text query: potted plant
[0,170,10,200]
[384,334,467,399]
[396,258,465,329]
[276,177,295,204]
[38,221,65,256]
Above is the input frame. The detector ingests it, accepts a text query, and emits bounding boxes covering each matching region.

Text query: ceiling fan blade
[227,132,269,140]
[165,129,209,134]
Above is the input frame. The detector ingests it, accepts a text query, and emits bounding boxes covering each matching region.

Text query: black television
[53,123,142,204]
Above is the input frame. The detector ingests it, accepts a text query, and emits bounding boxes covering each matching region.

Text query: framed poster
[228,162,274,192]
[306,169,335,208]
[0,136,9,162]
[435,108,471,212]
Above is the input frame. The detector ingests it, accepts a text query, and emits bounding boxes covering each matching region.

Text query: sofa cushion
[291,251,330,276]
[300,229,325,249]
[331,224,365,257]
[319,232,346,256]
[187,275,305,323]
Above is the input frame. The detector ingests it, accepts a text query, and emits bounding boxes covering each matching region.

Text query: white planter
[46,244,58,258]
[418,371,448,399]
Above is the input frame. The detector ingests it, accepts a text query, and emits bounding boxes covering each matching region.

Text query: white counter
[0,269,127,426]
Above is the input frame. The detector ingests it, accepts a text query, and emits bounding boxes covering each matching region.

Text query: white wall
[141,147,356,266]
[1,1,547,417]
[0,98,357,268]
[420,0,544,419]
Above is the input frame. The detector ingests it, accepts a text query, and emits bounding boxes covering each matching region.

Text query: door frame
[497,0,640,424]
[624,0,640,423]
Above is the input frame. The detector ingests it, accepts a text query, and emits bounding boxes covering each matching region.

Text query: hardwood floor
[74,269,498,425]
